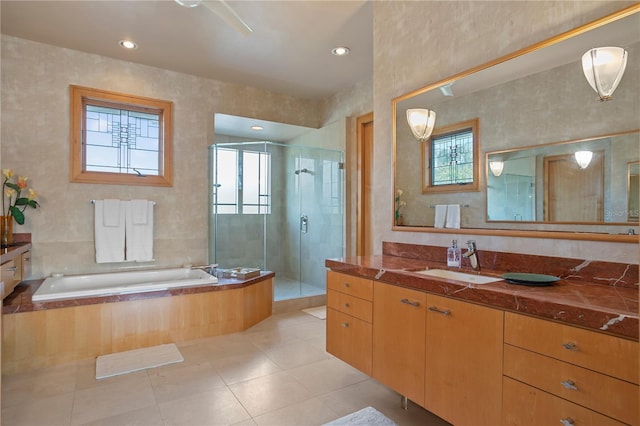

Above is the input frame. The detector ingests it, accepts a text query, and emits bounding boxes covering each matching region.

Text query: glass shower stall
[209,141,344,300]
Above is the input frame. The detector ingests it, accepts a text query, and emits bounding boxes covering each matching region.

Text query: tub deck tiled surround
[326,242,638,340]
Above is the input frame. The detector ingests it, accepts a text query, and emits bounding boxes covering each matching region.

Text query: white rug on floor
[323,407,397,426]
[95,343,184,379]
[302,305,326,319]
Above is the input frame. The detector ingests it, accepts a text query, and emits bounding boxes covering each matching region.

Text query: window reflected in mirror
[422,119,479,193]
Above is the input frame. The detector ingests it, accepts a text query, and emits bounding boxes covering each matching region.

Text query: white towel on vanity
[94,199,126,263]
[125,200,154,262]
[445,204,461,229]
[434,205,447,228]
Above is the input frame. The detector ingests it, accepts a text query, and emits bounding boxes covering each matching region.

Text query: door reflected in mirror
[487,131,638,224]
[628,161,639,222]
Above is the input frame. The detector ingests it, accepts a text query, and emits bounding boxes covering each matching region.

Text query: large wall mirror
[393,5,639,242]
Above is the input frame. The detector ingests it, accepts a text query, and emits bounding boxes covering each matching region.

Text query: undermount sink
[414,269,503,284]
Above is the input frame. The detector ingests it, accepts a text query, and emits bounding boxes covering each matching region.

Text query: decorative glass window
[422,119,480,193]
[70,86,173,186]
[212,147,271,214]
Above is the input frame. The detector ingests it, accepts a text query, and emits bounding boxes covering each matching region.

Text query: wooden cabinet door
[326,308,372,375]
[425,294,504,425]
[372,282,426,406]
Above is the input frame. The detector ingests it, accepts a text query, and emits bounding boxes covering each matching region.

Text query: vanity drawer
[502,377,625,426]
[327,290,372,323]
[327,271,373,301]
[504,312,638,384]
[504,344,638,425]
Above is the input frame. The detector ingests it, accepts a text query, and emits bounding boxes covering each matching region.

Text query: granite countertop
[2,271,275,315]
[326,255,638,340]
[0,242,32,264]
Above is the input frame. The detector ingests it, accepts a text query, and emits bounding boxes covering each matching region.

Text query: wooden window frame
[70,85,173,186]
[421,118,480,193]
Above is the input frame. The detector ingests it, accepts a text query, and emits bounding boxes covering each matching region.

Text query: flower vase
[396,215,404,226]
[1,215,13,246]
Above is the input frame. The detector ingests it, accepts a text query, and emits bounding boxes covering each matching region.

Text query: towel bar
[91,200,156,205]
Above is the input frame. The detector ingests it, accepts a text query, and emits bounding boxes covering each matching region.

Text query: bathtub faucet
[191,264,219,275]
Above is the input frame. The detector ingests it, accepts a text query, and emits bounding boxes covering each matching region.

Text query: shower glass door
[210,141,344,301]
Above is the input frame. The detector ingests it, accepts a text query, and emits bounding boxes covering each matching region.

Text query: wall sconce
[489,161,504,177]
[575,151,593,169]
[406,109,436,142]
[582,47,628,101]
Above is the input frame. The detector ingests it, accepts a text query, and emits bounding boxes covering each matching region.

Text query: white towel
[445,204,461,229]
[125,200,154,262]
[103,199,121,226]
[95,200,125,263]
[434,204,447,228]
[130,199,148,225]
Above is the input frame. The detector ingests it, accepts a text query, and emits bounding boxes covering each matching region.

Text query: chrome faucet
[463,240,480,271]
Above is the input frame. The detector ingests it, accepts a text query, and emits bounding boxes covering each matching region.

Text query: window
[70,85,173,186]
[212,147,271,214]
[422,119,480,193]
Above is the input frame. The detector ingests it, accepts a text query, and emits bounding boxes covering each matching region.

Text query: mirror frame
[392,4,640,243]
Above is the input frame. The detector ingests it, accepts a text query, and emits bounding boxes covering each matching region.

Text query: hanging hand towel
[125,200,154,262]
[434,205,447,228]
[94,200,126,263]
[445,204,461,229]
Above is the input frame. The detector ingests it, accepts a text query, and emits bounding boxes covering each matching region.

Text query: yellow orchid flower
[2,169,14,179]
[4,188,15,198]
[27,189,38,200]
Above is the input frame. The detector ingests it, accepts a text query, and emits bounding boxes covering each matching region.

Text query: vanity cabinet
[1,259,18,299]
[503,312,639,425]
[424,294,503,425]
[326,271,373,375]
[372,281,427,406]
[1,250,30,299]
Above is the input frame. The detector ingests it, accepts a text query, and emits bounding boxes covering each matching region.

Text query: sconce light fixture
[406,109,436,142]
[489,161,504,177]
[575,150,593,169]
[581,47,628,101]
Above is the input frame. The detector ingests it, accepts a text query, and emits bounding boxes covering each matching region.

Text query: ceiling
[0,0,373,100]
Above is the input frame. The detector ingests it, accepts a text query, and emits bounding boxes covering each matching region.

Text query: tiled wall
[370,1,639,263]
[0,36,321,278]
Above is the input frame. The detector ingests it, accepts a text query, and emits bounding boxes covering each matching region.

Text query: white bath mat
[96,343,184,379]
[323,407,397,426]
[302,305,326,320]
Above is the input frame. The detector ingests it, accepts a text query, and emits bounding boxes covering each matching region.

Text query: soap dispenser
[447,240,461,268]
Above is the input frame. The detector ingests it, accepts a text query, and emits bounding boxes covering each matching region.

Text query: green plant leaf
[15,197,30,206]
[5,182,20,192]
[9,206,24,225]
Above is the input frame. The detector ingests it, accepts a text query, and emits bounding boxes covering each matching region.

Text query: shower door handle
[301,215,308,233]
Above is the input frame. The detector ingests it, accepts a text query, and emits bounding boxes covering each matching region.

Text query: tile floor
[1,309,451,426]
[273,277,325,301]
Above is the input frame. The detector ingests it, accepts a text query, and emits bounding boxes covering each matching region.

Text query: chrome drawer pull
[562,342,578,351]
[340,322,349,328]
[6,266,17,272]
[428,306,451,316]
[560,417,574,426]
[560,380,578,390]
[343,303,350,308]
[343,282,350,288]
[400,298,420,307]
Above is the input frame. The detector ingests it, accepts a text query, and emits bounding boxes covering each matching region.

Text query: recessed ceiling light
[331,46,350,56]
[119,40,138,50]
[251,125,264,131]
